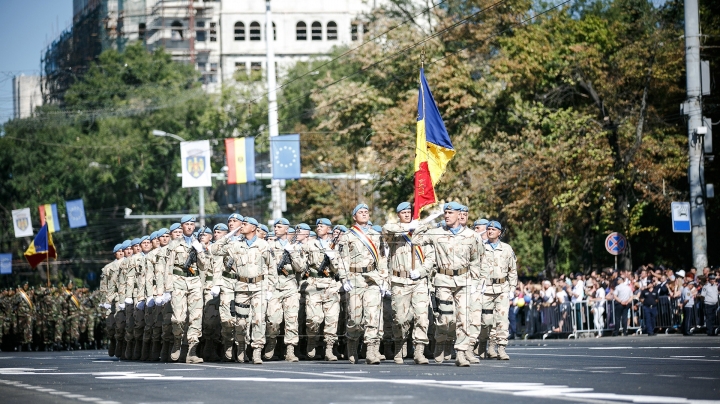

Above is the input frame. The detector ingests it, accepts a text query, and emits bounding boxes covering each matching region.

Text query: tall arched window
[138,23,146,41]
[270,22,276,41]
[296,21,306,40]
[249,21,261,41]
[311,21,322,41]
[171,20,183,41]
[234,22,245,41]
[326,21,337,40]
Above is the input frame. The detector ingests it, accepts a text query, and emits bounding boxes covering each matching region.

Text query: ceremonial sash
[349,225,379,264]
[18,290,33,310]
[401,233,425,263]
[65,290,81,309]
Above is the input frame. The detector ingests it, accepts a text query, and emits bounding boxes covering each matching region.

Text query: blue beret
[487,220,502,230]
[180,215,195,224]
[158,227,169,235]
[371,225,382,233]
[268,231,275,237]
[396,202,411,212]
[296,223,311,231]
[438,220,446,228]
[316,218,332,226]
[131,238,141,246]
[287,227,296,234]
[213,223,229,231]
[310,231,317,237]
[228,213,243,222]
[460,205,469,212]
[274,218,290,226]
[140,236,150,243]
[113,243,123,253]
[121,240,132,249]
[352,203,369,216]
[444,202,463,211]
[334,225,348,233]
[474,219,489,227]
[202,227,212,234]
[149,231,158,240]
[259,224,269,233]
[169,223,181,231]
[244,217,259,227]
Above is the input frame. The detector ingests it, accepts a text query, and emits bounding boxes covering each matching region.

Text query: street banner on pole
[65,199,88,228]
[225,137,256,184]
[181,140,212,188]
[0,254,11,274]
[271,134,301,179]
[12,208,33,238]
[39,203,61,233]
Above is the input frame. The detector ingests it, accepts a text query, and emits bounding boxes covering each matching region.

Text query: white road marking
[621,373,646,375]
[656,375,679,378]
[584,367,625,369]
[671,356,705,358]
[690,377,718,380]
[512,352,720,362]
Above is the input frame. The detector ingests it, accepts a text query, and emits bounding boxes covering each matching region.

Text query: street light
[152,129,206,227]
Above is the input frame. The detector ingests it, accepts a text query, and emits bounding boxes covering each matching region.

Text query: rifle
[317,234,341,278]
[184,226,205,276]
[277,233,297,276]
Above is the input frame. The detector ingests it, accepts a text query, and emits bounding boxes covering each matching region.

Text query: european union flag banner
[271,134,301,180]
[0,254,12,275]
[65,199,87,228]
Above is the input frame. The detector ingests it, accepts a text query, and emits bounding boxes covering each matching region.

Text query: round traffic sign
[605,232,627,256]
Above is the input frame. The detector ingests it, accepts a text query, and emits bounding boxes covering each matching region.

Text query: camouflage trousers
[234,289,265,349]
[124,303,135,342]
[266,288,300,346]
[305,284,340,345]
[143,303,159,342]
[435,285,471,352]
[132,304,145,342]
[114,303,127,342]
[65,315,80,342]
[53,317,64,342]
[218,281,236,345]
[160,301,173,343]
[346,284,382,344]
[391,279,430,345]
[203,285,220,344]
[468,281,483,346]
[480,292,510,346]
[171,275,203,344]
[17,315,32,344]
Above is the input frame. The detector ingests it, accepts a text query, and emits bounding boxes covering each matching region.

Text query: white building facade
[12,76,43,119]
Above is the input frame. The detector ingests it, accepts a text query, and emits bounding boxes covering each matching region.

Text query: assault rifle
[276,233,297,276]
[317,234,340,278]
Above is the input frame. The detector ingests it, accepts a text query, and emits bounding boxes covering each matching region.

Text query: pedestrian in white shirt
[612,278,633,336]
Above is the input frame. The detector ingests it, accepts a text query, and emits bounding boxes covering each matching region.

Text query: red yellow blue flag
[413,68,455,219]
[24,223,57,269]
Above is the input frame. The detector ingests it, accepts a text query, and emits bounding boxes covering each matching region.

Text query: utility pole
[266,0,282,220]
[683,0,708,269]
[189,0,195,66]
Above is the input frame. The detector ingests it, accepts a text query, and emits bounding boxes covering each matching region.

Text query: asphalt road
[1,335,718,404]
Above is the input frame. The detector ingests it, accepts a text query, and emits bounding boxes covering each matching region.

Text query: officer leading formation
[4,201,517,367]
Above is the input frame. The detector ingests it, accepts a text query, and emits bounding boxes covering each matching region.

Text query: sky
[0,0,72,124]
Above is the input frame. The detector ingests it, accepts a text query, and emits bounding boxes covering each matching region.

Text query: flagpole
[46,250,50,287]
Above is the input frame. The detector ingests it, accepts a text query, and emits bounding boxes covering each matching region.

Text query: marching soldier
[128,235,151,359]
[152,228,172,361]
[138,231,159,360]
[160,224,182,361]
[382,202,434,364]
[411,201,483,367]
[15,282,34,351]
[199,226,221,361]
[478,220,517,361]
[337,203,389,364]
[63,281,82,350]
[117,239,136,359]
[468,218,489,362]
[100,243,124,357]
[265,219,304,362]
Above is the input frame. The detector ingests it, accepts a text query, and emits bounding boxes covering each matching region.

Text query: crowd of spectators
[506,265,719,339]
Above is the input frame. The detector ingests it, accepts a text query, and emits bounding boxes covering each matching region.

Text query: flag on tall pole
[225,137,256,184]
[413,67,455,219]
[24,223,57,269]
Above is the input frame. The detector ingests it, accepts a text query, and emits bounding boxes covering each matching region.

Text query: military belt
[437,309,453,315]
[237,275,264,284]
[393,270,411,278]
[482,309,494,314]
[205,275,214,282]
[222,271,237,280]
[307,271,332,278]
[487,277,508,285]
[173,269,199,277]
[437,298,453,305]
[438,268,468,276]
[349,265,375,274]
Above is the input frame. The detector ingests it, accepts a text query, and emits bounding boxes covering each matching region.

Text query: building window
[210,22,217,41]
[271,22,276,41]
[210,63,218,72]
[311,21,322,41]
[249,22,261,41]
[234,22,245,41]
[138,23,146,41]
[198,62,207,72]
[235,62,246,72]
[326,21,337,40]
[171,20,183,41]
[250,62,262,81]
[296,21,306,40]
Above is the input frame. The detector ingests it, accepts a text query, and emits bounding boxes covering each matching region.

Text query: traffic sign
[671,201,691,233]
[605,232,627,256]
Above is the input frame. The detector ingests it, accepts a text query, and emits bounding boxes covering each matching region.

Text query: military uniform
[479,239,517,360]
[15,288,34,349]
[125,249,146,359]
[63,287,82,347]
[201,245,221,361]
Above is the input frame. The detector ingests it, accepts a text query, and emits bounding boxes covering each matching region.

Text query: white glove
[266,291,273,301]
[102,303,110,309]
[162,292,172,304]
[223,228,239,239]
[124,297,133,305]
[471,283,477,295]
[154,296,164,305]
[118,303,126,310]
[343,280,353,292]
[136,300,145,310]
[406,219,419,232]
[480,281,486,295]
[325,250,336,260]
[380,287,391,297]
[191,238,204,253]
[283,243,295,252]
[409,269,420,280]
[210,286,220,297]
[421,210,443,224]
[147,298,155,308]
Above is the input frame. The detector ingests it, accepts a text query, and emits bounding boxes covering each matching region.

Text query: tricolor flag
[24,223,57,269]
[413,68,455,219]
[38,203,61,233]
[224,137,256,184]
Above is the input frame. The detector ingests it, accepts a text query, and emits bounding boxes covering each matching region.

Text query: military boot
[487,341,498,359]
[179,344,189,363]
[365,342,380,365]
[414,343,429,365]
[306,337,317,359]
[209,341,221,362]
[236,341,246,363]
[393,340,404,364]
[170,337,182,361]
[285,345,299,362]
[222,340,234,362]
[186,343,204,364]
[253,347,263,364]
[133,340,143,360]
[203,340,214,361]
[115,339,124,358]
[433,341,445,363]
[160,340,170,362]
[497,345,510,360]
[465,347,480,364]
[347,339,359,364]
[124,339,134,360]
[150,341,161,361]
[477,339,487,359]
[264,338,277,360]
[325,343,337,361]
[108,339,116,357]
[455,350,470,367]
